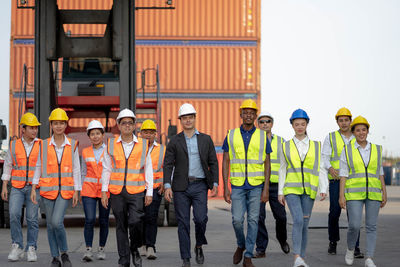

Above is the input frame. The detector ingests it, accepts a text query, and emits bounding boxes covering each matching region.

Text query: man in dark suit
[164,103,219,267]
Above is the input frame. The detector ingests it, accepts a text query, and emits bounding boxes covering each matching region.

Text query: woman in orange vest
[31,108,81,267]
[81,120,110,262]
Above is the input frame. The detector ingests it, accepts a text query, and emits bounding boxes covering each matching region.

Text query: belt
[188,176,205,183]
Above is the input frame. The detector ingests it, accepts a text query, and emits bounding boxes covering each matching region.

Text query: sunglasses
[259,119,272,124]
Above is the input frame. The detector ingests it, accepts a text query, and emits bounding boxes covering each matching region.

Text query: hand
[1,184,8,202]
[72,191,79,207]
[278,195,285,206]
[261,189,269,203]
[210,186,218,197]
[328,167,339,179]
[339,195,346,209]
[30,187,38,205]
[145,196,153,206]
[101,192,109,209]
[164,188,173,202]
[158,184,165,195]
[223,186,231,204]
[381,192,387,208]
[320,193,327,201]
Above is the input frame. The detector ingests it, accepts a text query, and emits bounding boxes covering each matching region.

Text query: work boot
[233,247,245,264]
[51,257,62,267]
[242,257,255,267]
[328,241,337,255]
[194,246,204,264]
[61,253,72,267]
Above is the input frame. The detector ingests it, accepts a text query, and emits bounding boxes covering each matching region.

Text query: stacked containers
[9,0,261,145]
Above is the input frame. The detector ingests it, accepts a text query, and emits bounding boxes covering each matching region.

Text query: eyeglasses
[120,121,134,126]
[259,119,272,124]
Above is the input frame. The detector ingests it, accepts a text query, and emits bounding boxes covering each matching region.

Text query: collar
[117,134,138,144]
[293,135,309,145]
[338,130,354,141]
[50,135,70,147]
[240,125,256,134]
[93,143,106,150]
[355,141,370,150]
[152,140,159,147]
[21,136,38,145]
[184,129,199,138]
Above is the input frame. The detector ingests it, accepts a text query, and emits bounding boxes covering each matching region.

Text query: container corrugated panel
[12,0,259,40]
[8,96,22,139]
[9,43,35,92]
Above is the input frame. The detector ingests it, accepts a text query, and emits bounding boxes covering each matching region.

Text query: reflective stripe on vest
[270,135,283,183]
[151,144,165,188]
[108,137,147,195]
[81,146,109,198]
[39,138,76,200]
[227,128,266,186]
[10,139,41,188]
[344,142,382,201]
[328,131,346,180]
[283,139,320,199]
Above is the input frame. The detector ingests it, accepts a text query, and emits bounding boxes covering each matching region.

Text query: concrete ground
[0,186,399,267]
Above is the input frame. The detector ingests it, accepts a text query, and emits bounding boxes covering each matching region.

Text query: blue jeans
[347,199,381,258]
[143,188,162,248]
[231,187,262,258]
[41,194,70,257]
[286,193,315,258]
[82,196,110,247]
[9,185,40,250]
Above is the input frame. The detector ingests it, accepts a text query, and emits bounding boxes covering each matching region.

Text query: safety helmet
[116,108,136,123]
[350,116,370,130]
[239,99,258,114]
[87,120,104,133]
[257,110,273,121]
[178,103,197,118]
[49,108,69,121]
[19,112,41,126]
[141,119,157,131]
[290,109,310,124]
[335,107,352,120]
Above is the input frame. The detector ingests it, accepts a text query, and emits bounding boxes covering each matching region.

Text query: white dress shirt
[321,131,354,170]
[339,141,384,177]
[278,136,328,195]
[1,137,41,183]
[101,134,153,196]
[32,135,82,191]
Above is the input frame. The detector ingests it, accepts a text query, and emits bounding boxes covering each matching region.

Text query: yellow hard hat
[19,112,41,126]
[335,107,352,120]
[239,99,258,113]
[141,119,157,131]
[48,108,69,121]
[350,116,370,129]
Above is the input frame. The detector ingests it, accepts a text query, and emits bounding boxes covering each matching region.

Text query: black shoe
[328,242,337,255]
[194,246,204,264]
[182,258,191,267]
[51,257,61,267]
[280,241,290,254]
[132,249,142,267]
[354,248,364,259]
[61,253,71,267]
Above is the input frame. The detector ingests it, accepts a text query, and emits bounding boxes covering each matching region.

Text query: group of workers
[0,99,386,267]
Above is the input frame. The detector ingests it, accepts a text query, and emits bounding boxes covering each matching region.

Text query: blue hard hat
[290,109,310,124]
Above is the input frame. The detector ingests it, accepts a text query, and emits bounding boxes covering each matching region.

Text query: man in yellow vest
[139,119,165,260]
[1,113,41,262]
[222,99,271,267]
[101,109,153,267]
[322,107,363,258]
[253,111,290,258]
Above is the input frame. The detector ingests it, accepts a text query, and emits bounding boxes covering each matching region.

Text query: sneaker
[328,241,337,255]
[365,258,377,267]
[345,248,354,265]
[293,256,308,267]
[27,246,37,262]
[51,257,62,267]
[61,253,72,267]
[8,243,24,261]
[354,247,365,259]
[97,247,106,260]
[83,247,93,262]
[147,246,157,260]
[140,245,147,256]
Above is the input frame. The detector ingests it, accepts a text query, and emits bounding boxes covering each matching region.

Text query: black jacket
[163,131,219,192]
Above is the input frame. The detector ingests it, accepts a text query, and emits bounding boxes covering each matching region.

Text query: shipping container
[9,43,35,92]
[12,0,260,40]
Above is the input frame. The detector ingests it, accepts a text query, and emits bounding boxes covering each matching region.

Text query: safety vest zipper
[25,155,30,185]
[365,166,369,198]
[124,158,128,186]
[301,161,305,194]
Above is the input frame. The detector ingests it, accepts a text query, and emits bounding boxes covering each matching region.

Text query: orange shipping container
[9,43,35,92]
[12,0,260,40]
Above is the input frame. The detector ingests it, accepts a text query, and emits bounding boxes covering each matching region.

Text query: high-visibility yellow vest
[270,135,284,183]
[227,128,267,186]
[329,131,352,180]
[282,139,321,199]
[344,142,382,201]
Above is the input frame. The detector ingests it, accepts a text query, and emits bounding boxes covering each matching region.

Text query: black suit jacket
[163,131,219,192]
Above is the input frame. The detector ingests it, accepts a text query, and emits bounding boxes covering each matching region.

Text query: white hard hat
[178,103,197,118]
[116,108,136,123]
[87,120,104,133]
[257,110,274,121]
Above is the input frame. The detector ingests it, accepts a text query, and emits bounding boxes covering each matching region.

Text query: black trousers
[143,188,163,248]
[110,187,144,266]
[256,182,288,252]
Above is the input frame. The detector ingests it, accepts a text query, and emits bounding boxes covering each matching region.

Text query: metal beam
[59,10,110,24]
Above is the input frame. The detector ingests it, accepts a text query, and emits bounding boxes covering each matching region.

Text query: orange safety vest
[107,136,147,195]
[150,143,165,189]
[39,137,77,200]
[81,145,110,198]
[10,139,41,188]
